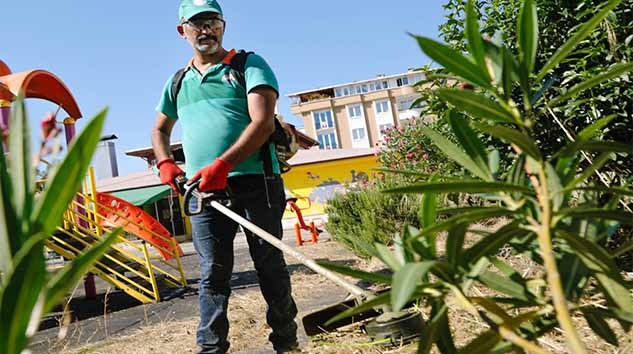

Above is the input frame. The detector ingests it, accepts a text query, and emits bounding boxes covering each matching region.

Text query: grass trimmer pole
[209,200,371,299]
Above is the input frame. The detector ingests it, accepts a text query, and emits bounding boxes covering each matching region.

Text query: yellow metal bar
[170,237,187,287]
[141,241,161,302]
[87,166,103,237]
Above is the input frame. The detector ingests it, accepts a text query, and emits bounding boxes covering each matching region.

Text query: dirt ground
[32,232,633,354]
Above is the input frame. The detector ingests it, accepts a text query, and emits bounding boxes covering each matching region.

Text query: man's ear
[177,25,185,37]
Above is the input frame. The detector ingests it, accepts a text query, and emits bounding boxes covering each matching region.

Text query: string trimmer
[179,179,424,344]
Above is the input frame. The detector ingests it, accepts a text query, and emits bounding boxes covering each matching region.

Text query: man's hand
[189,159,234,192]
[157,158,185,192]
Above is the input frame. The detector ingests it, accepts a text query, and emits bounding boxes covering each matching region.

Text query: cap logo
[193,0,207,5]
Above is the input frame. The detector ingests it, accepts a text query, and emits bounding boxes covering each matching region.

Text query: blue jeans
[190,174,298,354]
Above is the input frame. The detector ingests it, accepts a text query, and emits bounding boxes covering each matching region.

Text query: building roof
[287,148,377,166]
[286,69,420,97]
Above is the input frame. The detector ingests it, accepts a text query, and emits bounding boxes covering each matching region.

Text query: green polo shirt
[156,49,280,178]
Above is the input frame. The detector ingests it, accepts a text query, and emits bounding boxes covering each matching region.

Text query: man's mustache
[197,35,218,42]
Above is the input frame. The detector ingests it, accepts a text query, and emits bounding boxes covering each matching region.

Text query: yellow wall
[282,155,379,219]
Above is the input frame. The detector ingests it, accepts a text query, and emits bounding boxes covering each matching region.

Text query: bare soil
[41,234,633,354]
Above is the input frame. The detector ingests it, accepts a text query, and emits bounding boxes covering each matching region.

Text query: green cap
[179,0,223,21]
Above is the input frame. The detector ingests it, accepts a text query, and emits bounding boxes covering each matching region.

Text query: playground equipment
[1,59,186,304]
[285,194,321,246]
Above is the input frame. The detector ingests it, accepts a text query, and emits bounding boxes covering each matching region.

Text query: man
[151,1,298,353]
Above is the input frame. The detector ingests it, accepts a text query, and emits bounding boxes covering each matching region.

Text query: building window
[313,110,333,130]
[347,104,362,119]
[335,88,343,97]
[318,132,338,149]
[375,100,390,114]
[396,76,409,87]
[352,128,366,141]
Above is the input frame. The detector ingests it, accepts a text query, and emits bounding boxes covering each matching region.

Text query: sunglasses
[183,18,225,32]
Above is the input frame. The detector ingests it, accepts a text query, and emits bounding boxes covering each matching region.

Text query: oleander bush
[322,1,633,353]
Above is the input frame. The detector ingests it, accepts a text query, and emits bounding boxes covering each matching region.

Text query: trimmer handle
[181,179,232,216]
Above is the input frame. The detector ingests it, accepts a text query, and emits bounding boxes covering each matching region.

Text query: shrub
[325,183,422,259]
[0,96,120,354]
[323,1,633,353]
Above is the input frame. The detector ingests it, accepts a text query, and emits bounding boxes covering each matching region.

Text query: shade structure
[109,185,172,206]
[0,82,13,101]
[0,69,82,119]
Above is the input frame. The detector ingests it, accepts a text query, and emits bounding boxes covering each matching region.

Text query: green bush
[0,96,120,354]
[325,183,422,259]
[322,1,633,353]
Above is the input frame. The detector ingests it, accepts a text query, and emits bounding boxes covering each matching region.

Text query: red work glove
[189,158,233,192]
[157,158,185,192]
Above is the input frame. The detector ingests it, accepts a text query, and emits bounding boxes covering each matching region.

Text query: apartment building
[288,69,425,150]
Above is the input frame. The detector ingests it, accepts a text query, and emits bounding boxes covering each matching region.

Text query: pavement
[29,228,358,354]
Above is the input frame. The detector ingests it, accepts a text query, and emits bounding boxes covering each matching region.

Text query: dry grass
[47,225,632,354]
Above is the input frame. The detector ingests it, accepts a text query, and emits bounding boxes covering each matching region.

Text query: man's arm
[152,112,177,162]
[152,112,184,191]
[218,85,277,165]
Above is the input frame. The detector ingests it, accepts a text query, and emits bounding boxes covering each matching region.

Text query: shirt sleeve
[155,73,179,120]
[244,54,279,97]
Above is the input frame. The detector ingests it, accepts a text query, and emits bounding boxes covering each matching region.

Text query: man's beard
[194,34,221,54]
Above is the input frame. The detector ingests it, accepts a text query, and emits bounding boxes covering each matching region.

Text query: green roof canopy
[110,185,171,206]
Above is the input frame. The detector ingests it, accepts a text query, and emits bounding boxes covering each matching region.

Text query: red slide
[96,192,184,260]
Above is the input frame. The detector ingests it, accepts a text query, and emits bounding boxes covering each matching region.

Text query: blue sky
[2,1,446,175]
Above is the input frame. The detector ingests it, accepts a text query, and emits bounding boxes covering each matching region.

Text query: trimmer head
[363,311,424,345]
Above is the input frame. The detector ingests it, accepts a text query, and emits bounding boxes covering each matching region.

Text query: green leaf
[324,291,391,326]
[472,122,542,160]
[577,115,617,141]
[537,0,622,81]
[557,208,633,224]
[545,162,563,212]
[554,114,617,157]
[384,181,532,195]
[374,243,403,271]
[464,222,530,262]
[559,252,590,301]
[488,149,500,179]
[465,0,486,71]
[446,223,467,267]
[419,175,439,229]
[594,273,633,316]
[565,153,613,188]
[419,125,490,180]
[44,228,122,313]
[417,301,448,354]
[582,309,619,346]
[572,141,633,154]
[412,34,491,89]
[457,330,502,354]
[437,89,517,125]
[32,109,107,235]
[391,261,435,311]
[418,208,515,238]
[581,306,633,324]
[547,63,633,107]
[8,96,33,241]
[478,271,531,302]
[557,230,633,312]
[517,0,538,75]
[448,111,492,181]
[0,241,46,354]
[317,261,392,284]
[501,46,519,98]
[0,136,16,280]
